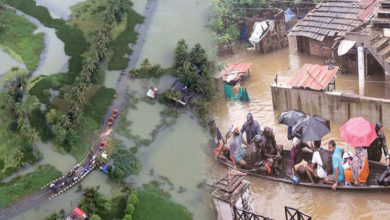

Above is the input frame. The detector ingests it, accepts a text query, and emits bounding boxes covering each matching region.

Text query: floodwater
[35,0,86,20]
[213,48,390,219]
[14,9,69,76]
[0,49,25,75]
[135,0,215,67]
[126,113,215,220]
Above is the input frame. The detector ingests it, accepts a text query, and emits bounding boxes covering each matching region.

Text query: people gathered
[209,114,390,189]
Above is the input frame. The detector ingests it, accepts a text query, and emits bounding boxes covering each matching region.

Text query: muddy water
[214,48,390,219]
[135,0,215,67]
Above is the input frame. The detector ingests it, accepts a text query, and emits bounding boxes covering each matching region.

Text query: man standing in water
[230,126,250,168]
[241,113,261,143]
[368,122,390,165]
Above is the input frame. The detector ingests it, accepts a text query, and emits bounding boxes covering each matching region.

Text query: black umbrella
[277,110,308,126]
[292,115,330,142]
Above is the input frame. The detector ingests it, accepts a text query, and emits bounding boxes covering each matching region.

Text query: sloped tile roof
[289,0,377,41]
[288,64,339,90]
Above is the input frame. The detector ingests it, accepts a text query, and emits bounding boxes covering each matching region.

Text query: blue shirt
[332,147,344,183]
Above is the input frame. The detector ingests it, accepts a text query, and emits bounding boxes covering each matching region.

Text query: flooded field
[214,48,390,219]
[135,0,215,67]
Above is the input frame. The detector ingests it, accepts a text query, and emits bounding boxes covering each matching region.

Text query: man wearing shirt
[325,140,344,190]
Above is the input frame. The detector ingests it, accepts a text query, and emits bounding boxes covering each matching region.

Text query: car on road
[108,117,114,127]
[72,176,79,182]
[112,109,119,119]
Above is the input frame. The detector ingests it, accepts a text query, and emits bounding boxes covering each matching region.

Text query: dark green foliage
[112,146,141,177]
[28,109,53,142]
[83,87,116,124]
[130,59,166,78]
[174,39,188,68]
[79,187,107,215]
[108,5,144,70]
[0,160,4,170]
[126,203,135,215]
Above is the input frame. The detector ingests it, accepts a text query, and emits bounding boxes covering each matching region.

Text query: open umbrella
[292,115,330,142]
[340,117,377,147]
[277,110,308,126]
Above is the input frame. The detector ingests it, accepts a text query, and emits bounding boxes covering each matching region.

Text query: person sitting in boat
[230,126,250,168]
[305,140,331,184]
[241,113,261,143]
[368,122,390,165]
[290,137,311,178]
[324,140,344,190]
[344,147,369,186]
[209,120,228,158]
[262,127,283,174]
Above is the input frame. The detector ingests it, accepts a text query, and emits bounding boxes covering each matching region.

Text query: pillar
[358,45,365,96]
[212,172,254,220]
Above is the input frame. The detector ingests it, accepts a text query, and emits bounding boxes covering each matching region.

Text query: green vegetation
[108,6,143,70]
[70,0,127,41]
[112,144,141,177]
[5,0,88,80]
[133,185,192,220]
[0,8,44,71]
[0,165,61,208]
[130,59,166,78]
[0,91,38,178]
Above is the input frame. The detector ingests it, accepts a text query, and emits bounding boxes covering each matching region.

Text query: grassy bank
[0,8,44,71]
[108,6,144,70]
[133,185,192,220]
[0,164,61,208]
[5,0,88,82]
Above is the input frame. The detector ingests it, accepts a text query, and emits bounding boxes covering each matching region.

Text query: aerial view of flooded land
[1,0,390,219]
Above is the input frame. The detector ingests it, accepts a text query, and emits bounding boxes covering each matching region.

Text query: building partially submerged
[288,64,339,91]
[288,0,377,57]
[66,207,87,220]
[171,80,195,106]
[243,9,289,53]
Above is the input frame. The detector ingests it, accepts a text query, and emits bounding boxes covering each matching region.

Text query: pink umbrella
[340,117,377,147]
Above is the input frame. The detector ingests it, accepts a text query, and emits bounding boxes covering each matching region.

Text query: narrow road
[0,1,158,219]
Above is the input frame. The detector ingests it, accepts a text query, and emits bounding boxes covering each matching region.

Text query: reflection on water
[0,49,25,75]
[35,0,86,20]
[136,0,215,67]
[132,0,148,15]
[214,48,390,219]
[104,70,122,89]
[127,101,164,138]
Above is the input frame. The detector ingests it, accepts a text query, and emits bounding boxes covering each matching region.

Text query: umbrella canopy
[292,115,330,142]
[277,110,308,126]
[340,117,377,147]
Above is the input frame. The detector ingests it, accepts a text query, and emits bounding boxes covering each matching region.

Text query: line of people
[210,114,390,189]
[290,122,389,189]
[210,113,283,175]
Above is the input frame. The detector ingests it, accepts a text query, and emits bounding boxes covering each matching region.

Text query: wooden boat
[217,149,390,191]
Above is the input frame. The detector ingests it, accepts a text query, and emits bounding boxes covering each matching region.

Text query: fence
[233,206,272,220]
[285,206,312,220]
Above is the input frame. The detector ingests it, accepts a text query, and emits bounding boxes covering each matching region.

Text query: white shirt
[312,151,327,178]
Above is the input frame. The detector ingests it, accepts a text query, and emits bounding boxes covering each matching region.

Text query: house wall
[271,85,390,127]
[309,39,332,57]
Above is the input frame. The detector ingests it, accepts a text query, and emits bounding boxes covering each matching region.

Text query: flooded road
[214,48,390,219]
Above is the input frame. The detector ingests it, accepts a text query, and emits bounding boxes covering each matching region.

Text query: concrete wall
[271,85,390,127]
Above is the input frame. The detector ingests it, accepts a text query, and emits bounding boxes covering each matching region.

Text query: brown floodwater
[213,48,390,220]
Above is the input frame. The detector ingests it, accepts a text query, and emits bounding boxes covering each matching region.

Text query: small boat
[217,149,390,191]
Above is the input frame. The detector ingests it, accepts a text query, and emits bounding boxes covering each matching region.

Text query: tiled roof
[289,0,377,41]
[288,64,339,90]
[219,63,252,81]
